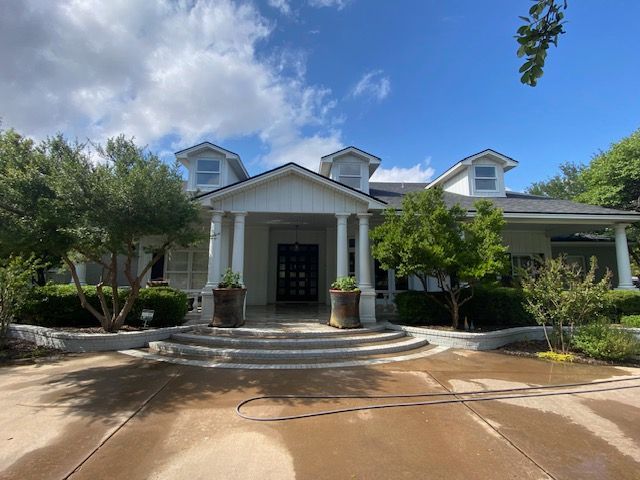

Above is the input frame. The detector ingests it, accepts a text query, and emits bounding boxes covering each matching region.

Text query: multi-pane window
[339,163,361,190]
[511,253,545,275]
[474,165,497,191]
[165,249,208,290]
[196,159,221,187]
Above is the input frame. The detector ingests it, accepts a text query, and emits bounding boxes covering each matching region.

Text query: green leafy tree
[0,256,41,346]
[516,0,568,86]
[520,256,612,353]
[526,162,586,199]
[0,130,203,332]
[370,187,508,329]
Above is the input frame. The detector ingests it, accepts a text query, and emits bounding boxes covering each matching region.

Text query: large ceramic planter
[211,288,247,328]
[329,290,361,329]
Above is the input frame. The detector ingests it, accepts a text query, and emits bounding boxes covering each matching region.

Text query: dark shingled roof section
[369,182,640,216]
[551,232,614,242]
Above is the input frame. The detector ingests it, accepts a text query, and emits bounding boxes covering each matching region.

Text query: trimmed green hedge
[394,285,535,328]
[572,322,640,361]
[607,290,640,319]
[621,314,640,328]
[16,284,188,328]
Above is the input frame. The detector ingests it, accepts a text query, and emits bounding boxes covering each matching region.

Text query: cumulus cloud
[351,70,391,101]
[308,0,351,10]
[0,0,340,169]
[371,158,435,183]
[268,0,291,15]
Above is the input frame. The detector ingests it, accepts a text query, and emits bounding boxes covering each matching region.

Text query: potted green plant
[211,268,246,328]
[329,276,361,329]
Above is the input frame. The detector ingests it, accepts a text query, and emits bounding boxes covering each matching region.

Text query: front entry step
[148,336,429,360]
[171,330,406,348]
[193,324,386,338]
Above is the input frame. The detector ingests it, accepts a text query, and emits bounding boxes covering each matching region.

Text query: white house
[65,143,640,324]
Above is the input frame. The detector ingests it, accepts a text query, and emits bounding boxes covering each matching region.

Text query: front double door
[276,244,319,301]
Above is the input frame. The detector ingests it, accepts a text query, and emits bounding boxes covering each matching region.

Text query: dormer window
[339,163,361,190]
[474,165,497,192]
[196,159,221,187]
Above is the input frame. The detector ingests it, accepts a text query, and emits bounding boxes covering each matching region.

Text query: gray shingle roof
[369,182,640,217]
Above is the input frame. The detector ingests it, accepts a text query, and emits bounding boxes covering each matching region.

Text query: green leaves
[515,0,567,86]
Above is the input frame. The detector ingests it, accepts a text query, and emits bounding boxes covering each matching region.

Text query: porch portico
[195,163,387,325]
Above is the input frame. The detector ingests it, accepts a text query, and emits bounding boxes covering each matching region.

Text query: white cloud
[308,0,351,10]
[268,0,291,15]
[371,158,435,183]
[0,0,341,169]
[351,70,391,101]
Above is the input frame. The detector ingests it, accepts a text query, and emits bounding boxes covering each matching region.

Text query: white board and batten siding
[210,172,369,214]
[502,230,552,258]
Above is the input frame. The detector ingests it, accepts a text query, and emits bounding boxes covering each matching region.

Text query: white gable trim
[197,163,387,211]
[427,149,518,189]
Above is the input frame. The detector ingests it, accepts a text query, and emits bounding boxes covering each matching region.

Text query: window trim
[195,158,221,188]
[338,163,362,190]
[474,165,498,192]
[164,249,209,290]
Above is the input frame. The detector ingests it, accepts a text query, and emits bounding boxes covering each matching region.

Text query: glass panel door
[276,244,319,301]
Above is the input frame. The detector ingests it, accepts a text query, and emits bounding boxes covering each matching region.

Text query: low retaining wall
[8,324,193,353]
[386,323,640,351]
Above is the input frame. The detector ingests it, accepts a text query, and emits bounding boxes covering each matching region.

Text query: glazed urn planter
[329,289,361,329]
[211,288,247,328]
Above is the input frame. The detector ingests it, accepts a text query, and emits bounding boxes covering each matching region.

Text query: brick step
[170,330,406,349]
[148,335,429,360]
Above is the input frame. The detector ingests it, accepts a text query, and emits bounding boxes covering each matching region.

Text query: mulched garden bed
[498,340,640,368]
[0,339,63,364]
[390,322,531,333]
[54,325,144,333]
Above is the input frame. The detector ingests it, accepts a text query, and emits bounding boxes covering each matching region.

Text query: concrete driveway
[1,350,639,480]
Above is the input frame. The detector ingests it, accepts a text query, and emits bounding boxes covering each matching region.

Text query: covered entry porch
[193,163,388,325]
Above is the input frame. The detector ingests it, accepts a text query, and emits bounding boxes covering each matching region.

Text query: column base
[359,289,376,325]
[201,290,214,323]
[615,284,637,291]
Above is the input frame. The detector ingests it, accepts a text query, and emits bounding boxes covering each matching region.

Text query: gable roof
[319,146,381,177]
[427,149,519,189]
[175,142,249,180]
[196,162,388,209]
[369,182,640,221]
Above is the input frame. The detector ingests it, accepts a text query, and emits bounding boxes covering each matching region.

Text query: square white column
[615,223,635,290]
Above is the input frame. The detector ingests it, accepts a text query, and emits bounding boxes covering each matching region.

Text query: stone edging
[7,324,193,353]
[387,323,640,351]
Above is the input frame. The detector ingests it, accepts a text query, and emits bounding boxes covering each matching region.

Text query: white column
[615,223,635,290]
[71,262,87,286]
[335,213,350,278]
[202,211,224,321]
[231,212,247,285]
[357,214,373,289]
[357,213,376,324]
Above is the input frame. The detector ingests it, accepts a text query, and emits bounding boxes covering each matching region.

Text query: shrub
[572,322,640,361]
[621,315,640,328]
[127,287,188,328]
[1,256,41,345]
[16,284,187,328]
[394,291,449,325]
[331,276,359,292]
[467,284,536,328]
[393,286,535,328]
[520,256,611,353]
[607,290,640,319]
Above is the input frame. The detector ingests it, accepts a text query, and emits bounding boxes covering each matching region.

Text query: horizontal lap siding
[212,173,366,213]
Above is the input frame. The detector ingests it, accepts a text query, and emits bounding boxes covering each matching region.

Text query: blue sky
[1,0,639,191]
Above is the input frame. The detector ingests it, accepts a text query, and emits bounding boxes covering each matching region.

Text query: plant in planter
[211,268,246,328]
[329,276,361,329]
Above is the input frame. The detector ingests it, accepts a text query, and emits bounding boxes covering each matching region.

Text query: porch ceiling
[245,212,341,227]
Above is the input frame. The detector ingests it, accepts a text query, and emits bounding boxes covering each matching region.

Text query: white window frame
[195,158,221,188]
[338,163,362,190]
[164,249,209,290]
[474,165,498,192]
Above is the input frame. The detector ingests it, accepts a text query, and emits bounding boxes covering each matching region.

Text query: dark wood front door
[276,244,319,302]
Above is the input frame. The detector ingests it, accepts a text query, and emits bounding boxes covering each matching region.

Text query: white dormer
[426,149,518,197]
[175,142,249,192]
[318,146,381,194]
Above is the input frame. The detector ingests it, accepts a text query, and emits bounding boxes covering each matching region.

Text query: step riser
[171,331,406,348]
[148,337,429,360]
[191,324,386,338]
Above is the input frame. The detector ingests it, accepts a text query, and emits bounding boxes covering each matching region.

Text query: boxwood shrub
[621,314,640,328]
[607,290,640,319]
[16,284,188,328]
[394,285,536,328]
[572,322,640,361]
